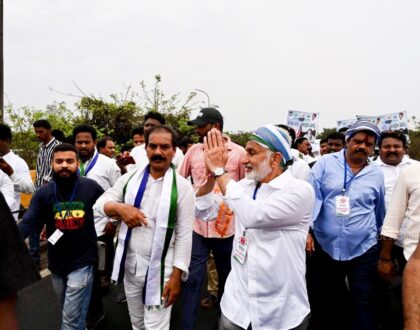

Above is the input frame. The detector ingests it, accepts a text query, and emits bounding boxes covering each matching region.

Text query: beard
[245,153,272,182]
[52,170,78,186]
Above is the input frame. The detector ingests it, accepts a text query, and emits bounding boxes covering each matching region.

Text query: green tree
[316,128,337,140]
[5,102,76,168]
[226,131,252,147]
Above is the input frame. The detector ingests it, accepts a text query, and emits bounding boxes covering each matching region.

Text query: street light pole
[0,0,3,122]
[195,89,210,107]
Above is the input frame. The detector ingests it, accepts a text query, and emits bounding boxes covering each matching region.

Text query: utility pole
[0,0,3,122]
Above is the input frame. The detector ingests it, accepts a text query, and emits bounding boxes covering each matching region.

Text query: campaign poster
[336,119,357,131]
[287,110,319,143]
[356,111,408,133]
[379,111,409,133]
[355,115,379,125]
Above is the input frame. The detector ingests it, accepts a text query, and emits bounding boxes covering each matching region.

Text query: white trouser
[124,269,172,330]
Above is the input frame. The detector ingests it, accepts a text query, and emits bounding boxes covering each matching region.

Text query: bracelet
[379,257,393,262]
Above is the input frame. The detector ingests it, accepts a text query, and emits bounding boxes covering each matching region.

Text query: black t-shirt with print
[19,177,104,276]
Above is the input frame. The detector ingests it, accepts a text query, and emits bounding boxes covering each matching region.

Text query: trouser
[310,238,380,330]
[29,231,41,266]
[124,269,172,330]
[88,233,115,316]
[51,265,94,330]
[219,312,310,330]
[377,245,406,330]
[181,232,234,330]
[207,252,219,297]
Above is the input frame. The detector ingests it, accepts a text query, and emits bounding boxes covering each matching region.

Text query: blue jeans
[182,232,234,330]
[51,265,94,330]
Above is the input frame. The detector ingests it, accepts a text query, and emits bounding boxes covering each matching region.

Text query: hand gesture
[203,128,228,173]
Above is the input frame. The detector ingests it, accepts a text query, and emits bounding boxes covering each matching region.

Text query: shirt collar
[241,168,294,190]
[42,137,57,148]
[375,154,413,168]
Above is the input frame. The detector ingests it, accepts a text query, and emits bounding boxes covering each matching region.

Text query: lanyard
[54,181,79,223]
[118,166,150,282]
[243,182,261,237]
[79,152,99,177]
[343,151,363,194]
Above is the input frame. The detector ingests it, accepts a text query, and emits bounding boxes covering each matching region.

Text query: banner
[356,111,408,133]
[336,119,357,131]
[287,110,319,143]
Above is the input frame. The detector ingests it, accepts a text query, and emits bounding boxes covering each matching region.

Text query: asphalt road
[17,276,219,330]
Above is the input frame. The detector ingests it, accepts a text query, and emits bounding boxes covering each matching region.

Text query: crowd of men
[0,108,419,330]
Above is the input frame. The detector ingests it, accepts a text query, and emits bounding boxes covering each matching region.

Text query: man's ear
[271,152,282,167]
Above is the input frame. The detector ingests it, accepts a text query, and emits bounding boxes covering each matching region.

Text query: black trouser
[309,238,380,330]
[87,233,115,316]
[377,245,406,330]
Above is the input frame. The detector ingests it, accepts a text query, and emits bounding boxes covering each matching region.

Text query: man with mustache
[19,143,104,330]
[375,131,419,329]
[178,107,246,329]
[307,121,385,330]
[72,124,121,329]
[197,125,314,329]
[94,125,194,330]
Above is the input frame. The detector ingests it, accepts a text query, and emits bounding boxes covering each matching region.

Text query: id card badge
[48,229,64,245]
[233,235,249,265]
[336,195,350,216]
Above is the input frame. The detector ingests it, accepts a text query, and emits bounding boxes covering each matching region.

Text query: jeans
[51,265,94,330]
[182,232,234,330]
[310,239,380,330]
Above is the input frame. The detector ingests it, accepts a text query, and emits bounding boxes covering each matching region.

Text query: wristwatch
[213,167,226,178]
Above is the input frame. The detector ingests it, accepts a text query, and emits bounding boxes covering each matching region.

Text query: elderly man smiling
[196,125,314,330]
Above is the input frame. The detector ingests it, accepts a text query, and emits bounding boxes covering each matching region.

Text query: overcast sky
[5,0,420,132]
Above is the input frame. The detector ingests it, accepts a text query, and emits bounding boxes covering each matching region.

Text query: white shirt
[0,171,16,212]
[82,151,121,235]
[197,170,314,329]
[375,155,418,247]
[381,163,420,260]
[290,156,310,181]
[130,144,185,169]
[2,151,35,219]
[94,169,194,279]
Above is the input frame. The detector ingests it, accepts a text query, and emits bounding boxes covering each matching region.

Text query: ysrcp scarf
[111,164,178,307]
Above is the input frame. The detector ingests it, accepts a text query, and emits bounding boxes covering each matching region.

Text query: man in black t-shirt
[19,143,104,330]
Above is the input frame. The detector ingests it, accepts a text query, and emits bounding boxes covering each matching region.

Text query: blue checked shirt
[308,149,386,261]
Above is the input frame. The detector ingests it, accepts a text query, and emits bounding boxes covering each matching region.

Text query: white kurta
[3,151,35,219]
[94,167,195,280]
[381,163,420,260]
[83,151,121,235]
[375,156,419,248]
[197,170,314,330]
[0,171,16,212]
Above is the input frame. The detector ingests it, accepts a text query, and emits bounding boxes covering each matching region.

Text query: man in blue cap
[199,124,315,330]
[306,121,386,330]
